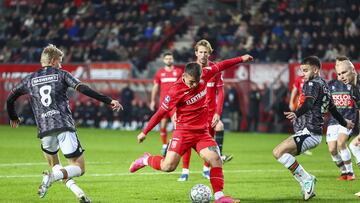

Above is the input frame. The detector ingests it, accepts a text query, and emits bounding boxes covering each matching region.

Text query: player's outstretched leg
[129,152,151,173]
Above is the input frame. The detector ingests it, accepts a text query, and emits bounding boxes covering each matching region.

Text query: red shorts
[168,129,217,156]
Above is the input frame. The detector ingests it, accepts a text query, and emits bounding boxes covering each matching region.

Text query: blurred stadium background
[0,0,360,134]
[0,0,360,133]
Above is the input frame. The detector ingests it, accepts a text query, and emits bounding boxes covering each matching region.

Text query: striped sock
[278,153,310,183]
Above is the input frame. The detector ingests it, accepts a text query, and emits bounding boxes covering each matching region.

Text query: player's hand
[289,103,295,111]
[171,112,177,123]
[345,119,355,129]
[150,100,156,111]
[110,100,123,112]
[284,111,297,123]
[137,132,146,143]
[240,54,254,63]
[10,118,21,128]
[211,113,220,128]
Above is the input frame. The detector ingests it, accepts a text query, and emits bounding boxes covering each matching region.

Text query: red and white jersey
[294,76,305,108]
[204,61,224,113]
[143,57,243,135]
[153,66,183,102]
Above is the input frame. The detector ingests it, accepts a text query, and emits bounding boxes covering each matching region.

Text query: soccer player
[272,56,354,201]
[178,39,232,182]
[334,57,360,196]
[326,76,357,181]
[150,52,183,156]
[289,72,313,155]
[6,44,122,203]
[129,54,254,203]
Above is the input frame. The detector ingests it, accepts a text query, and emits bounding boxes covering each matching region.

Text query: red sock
[148,155,163,170]
[182,149,191,169]
[210,167,224,193]
[160,128,167,144]
[204,161,210,167]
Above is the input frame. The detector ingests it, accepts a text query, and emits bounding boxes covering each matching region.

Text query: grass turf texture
[0,125,359,203]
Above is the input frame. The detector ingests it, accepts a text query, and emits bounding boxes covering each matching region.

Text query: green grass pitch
[0,125,359,203]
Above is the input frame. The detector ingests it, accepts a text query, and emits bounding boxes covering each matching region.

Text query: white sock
[214,191,224,200]
[349,143,360,164]
[65,179,85,198]
[340,148,353,173]
[203,166,210,172]
[52,164,62,171]
[278,153,310,183]
[181,168,189,174]
[53,165,82,180]
[162,144,167,148]
[143,156,149,165]
[331,153,347,174]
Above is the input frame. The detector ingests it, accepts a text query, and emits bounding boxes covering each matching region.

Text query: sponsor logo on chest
[185,89,207,105]
[332,94,354,107]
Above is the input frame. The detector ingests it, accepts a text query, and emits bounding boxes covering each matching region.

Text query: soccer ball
[189,184,212,203]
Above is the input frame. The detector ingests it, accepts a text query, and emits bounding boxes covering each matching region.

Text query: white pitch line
[0,162,111,167]
[0,169,328,179]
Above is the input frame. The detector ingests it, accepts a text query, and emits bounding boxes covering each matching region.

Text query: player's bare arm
[289,87,298,111]
[150,84,159,111]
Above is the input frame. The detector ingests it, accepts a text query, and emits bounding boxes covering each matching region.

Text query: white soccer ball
[189,184,212,203]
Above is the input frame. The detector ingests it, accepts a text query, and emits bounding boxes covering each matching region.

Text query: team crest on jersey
[173,71,177,76]
[332,86,335,90]
[308,82,313,86]
[164,95,171,104]
[161,73,165,76]
[347,84,352,90]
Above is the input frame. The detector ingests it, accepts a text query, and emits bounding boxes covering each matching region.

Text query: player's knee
[209,157,222,167]
[272,148,282,159]
[162,163,177,172]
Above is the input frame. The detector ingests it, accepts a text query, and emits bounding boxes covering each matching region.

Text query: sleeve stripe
[74,82,83,90]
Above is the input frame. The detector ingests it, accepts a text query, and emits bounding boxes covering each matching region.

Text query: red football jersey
[204,61,224,113]
[153,67,183,102]
[294,75,305,108]
[143,57,244,135]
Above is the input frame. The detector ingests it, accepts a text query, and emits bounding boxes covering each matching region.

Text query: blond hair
[40,44,64,66]
[194,39,213,53]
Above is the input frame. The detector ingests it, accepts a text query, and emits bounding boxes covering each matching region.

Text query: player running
[6,44,122,203]
[326,77,357,181]
[273,56,354,201]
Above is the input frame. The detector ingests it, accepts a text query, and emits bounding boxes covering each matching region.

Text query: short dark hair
[301,56,321,69]
[163,52,173,57]
[336,55,349,62]
[184,62,202,81]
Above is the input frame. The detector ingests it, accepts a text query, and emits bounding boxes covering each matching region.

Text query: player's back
[19,67,79,137]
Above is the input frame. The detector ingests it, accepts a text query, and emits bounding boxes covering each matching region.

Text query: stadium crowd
[174,0,360,63]
[0,0,188,70]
